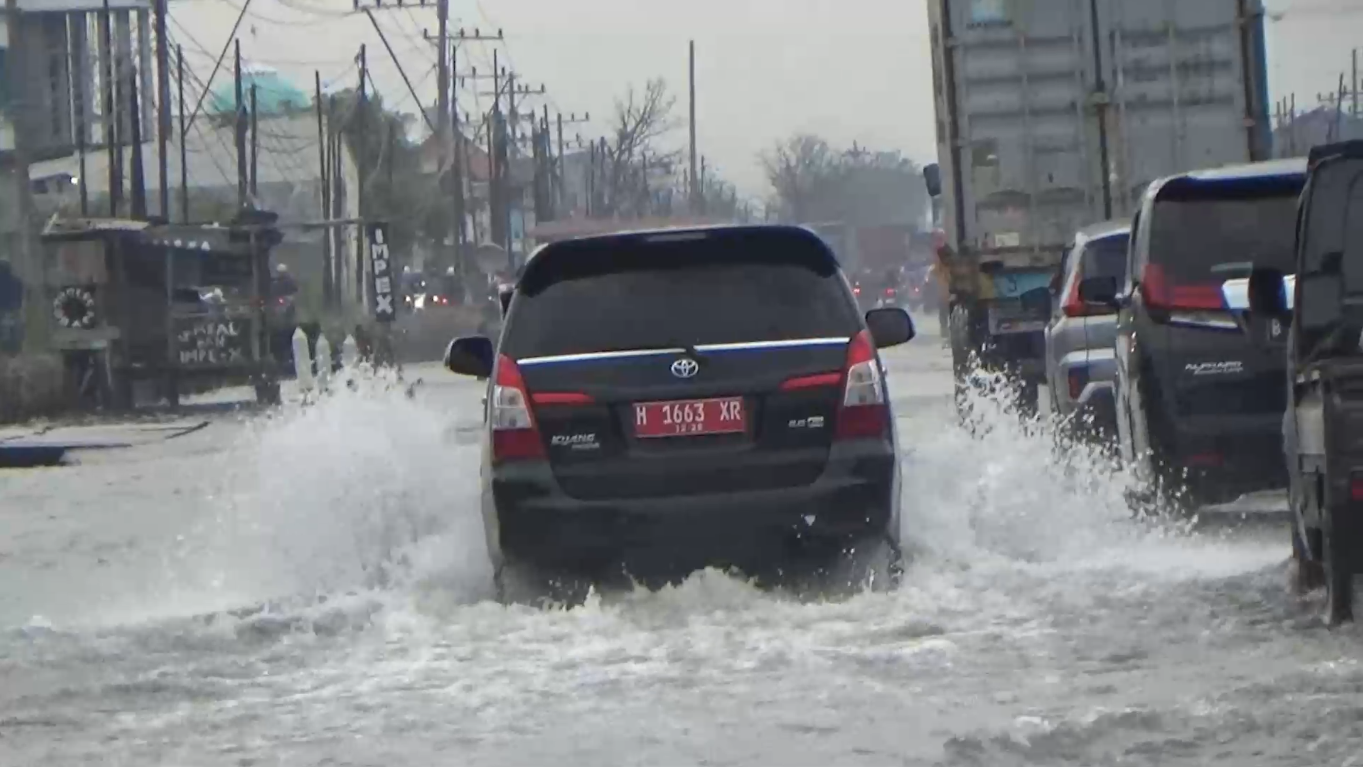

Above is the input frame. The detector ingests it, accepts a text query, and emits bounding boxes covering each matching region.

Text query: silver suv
[1042,220,1130,437]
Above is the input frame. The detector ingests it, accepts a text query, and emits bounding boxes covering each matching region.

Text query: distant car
[443,225,916,606]
[1085,158,1307,506]
[1039,220,1130,441]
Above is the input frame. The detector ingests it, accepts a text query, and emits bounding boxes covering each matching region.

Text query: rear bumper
[1055,349,1117,415]
[487,440,898,578]
[1162,412,1287,496]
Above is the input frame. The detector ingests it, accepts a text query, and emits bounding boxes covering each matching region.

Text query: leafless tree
[762,134,926,225]
[597,78,681,217]
[760,134,843,222]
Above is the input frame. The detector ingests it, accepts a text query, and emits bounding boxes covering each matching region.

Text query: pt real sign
[367,222,395,322]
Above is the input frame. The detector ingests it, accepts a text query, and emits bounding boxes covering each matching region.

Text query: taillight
[779,372,843,391]
[1062,274,1110,318]
[531,391,593,406]
[885,288,896,296]
[834,330,888,440]
[1067,368,1088,401]
[1350,473,1363,502]
[1140,263,1223,312]
[490,354,546,464]
[1185,451,1223,468]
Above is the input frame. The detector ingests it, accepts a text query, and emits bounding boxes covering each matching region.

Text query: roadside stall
[39,211,284,409]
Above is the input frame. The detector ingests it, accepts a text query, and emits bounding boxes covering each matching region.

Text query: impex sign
[367,223,395,322]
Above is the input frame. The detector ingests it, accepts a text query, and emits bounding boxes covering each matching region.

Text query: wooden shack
[40,210,284,408]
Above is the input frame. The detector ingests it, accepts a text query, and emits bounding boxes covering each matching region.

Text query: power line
[180,0,252,131]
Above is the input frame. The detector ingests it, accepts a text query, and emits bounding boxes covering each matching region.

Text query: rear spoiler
[1308,139,1363,170]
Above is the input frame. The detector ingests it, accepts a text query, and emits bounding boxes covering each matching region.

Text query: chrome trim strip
[517,337,851,366]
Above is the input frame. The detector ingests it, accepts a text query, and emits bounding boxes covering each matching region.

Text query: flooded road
[3,325,1360,766]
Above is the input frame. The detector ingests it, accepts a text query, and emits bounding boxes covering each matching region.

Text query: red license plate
[633,397,746,438]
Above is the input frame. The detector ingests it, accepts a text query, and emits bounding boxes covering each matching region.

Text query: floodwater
[2,331,1360,766]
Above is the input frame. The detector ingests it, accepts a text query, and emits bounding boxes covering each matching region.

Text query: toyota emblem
[670,357,699,379]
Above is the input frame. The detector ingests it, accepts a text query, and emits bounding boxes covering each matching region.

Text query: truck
[922,0,1273,411]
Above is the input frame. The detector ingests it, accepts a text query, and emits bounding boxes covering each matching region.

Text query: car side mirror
[1018,286,1052,316]
[865,307,915,348]
[1298,271,1344,332]
[1078,276,1120,308]
[1247,267,1287,317]
[444,336,494,379]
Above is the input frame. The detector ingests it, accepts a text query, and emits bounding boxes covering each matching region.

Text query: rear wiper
[601,341,705,361]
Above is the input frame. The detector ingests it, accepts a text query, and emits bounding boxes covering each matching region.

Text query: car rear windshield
[1150,186,1300,282]
[502,233,860,358]
[1081,234,1129,281]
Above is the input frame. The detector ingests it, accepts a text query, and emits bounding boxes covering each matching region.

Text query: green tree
[318,89,438,262]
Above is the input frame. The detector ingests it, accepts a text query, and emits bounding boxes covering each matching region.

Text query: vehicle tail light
[1185,451,1223,468]
[1140,263,1223,312]
[531,391,593,406]
[1350,473,1363,502]
[1062,274,1112,318]
[835,330,889,440]
[1067,368,1088,401]
[885,288,896,296]
[490,354,546,464]
[779,372,843,391]
[854,286,862,296]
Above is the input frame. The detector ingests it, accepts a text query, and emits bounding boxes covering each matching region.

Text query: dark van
[1082,159,1307,505]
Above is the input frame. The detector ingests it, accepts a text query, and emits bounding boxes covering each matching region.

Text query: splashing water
[144,353,1285,631]
[900,366,1280,585]
[163,367,491,619]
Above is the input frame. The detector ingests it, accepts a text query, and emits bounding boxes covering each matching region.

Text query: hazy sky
[171,0,1361,197]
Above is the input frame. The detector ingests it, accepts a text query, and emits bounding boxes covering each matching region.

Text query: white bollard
[292,327,315,393]
[314,334,333,391]
[341,334,360,369]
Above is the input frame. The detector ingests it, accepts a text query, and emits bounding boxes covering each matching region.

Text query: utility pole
[234,39,246,209]
[7,0,43,350]
[177,45,188,222]
[68,21,88,216]
[357,43,367,303]
[688,39,699,214]
[554,112,589,216]
[249,84,258,198]
[101,0,117,216]
[436,0,449,152]
[485,110,497,247]
[154,0,170,219]
[506,72,517,153]
[127,55,147,219]
[699,155,708,215]
[587,139,595,218]
[556,113,566,212]
[317,71,332,309]
[452,44,467,271]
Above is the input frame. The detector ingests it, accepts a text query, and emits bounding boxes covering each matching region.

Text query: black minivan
[444,225,916,606]
[1082,159,1308,505]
